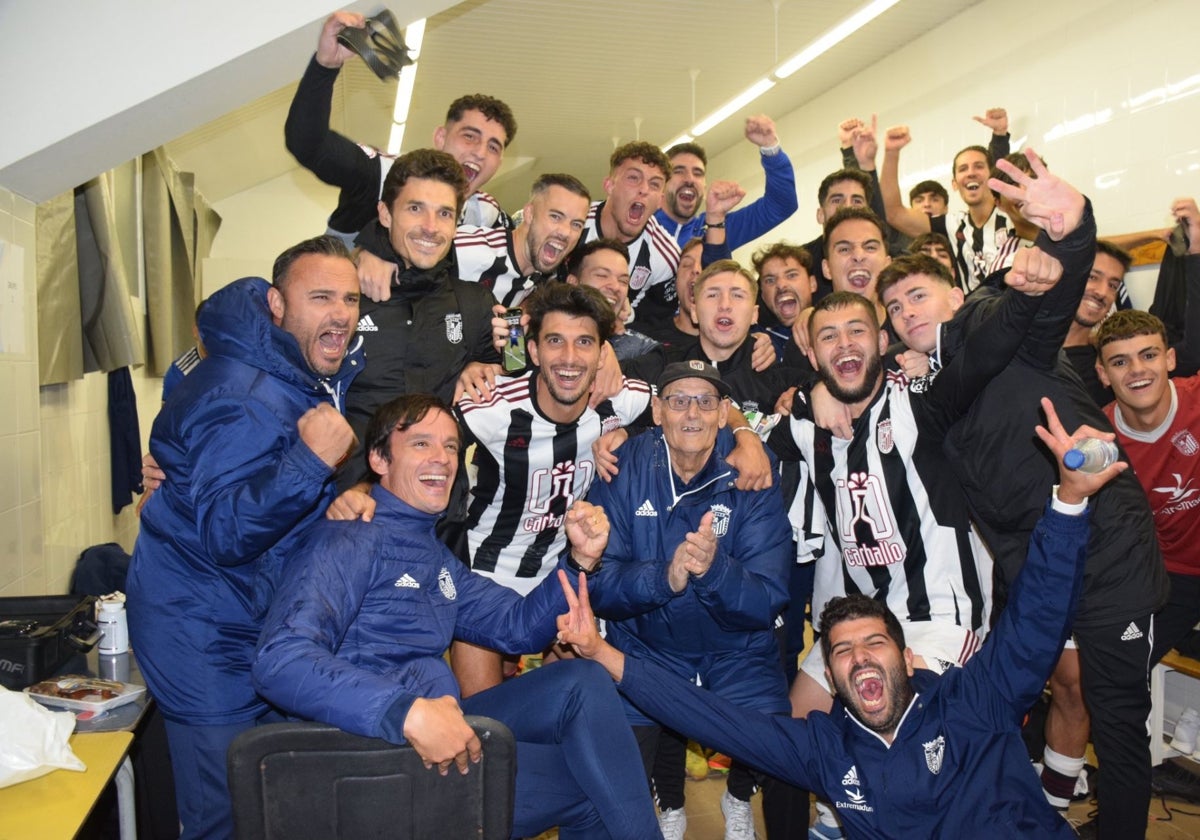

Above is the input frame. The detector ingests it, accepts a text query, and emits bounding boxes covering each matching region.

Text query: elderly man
[254,394,659,840]
[585,361,792,840]
[128,235,362,839]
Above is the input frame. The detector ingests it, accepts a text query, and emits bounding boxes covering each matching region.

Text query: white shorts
[800,619,984,693]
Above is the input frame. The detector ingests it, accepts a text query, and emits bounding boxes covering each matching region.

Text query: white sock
[1041,745,1085,810]
[815,799,840,827]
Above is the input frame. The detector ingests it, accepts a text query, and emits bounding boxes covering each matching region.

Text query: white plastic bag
[0,684,85,788]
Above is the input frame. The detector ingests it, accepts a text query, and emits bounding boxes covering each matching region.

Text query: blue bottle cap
[1063,449,1085,470]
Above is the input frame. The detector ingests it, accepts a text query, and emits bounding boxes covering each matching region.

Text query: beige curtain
[142,149,221,377]
[35,191,83,384]
[36,173,143,385]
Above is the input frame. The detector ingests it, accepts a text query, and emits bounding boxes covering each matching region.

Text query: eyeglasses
[661,393,722,412]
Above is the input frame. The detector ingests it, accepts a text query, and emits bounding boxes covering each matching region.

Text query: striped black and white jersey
[583,201,680,330]
[932,208,1010,295]
[454,226,550,307]
[463,191,511,230]
[457,370,652,595]
[771,371,992,636]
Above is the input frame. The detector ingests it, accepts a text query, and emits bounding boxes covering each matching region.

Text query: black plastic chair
[227,718,515,840]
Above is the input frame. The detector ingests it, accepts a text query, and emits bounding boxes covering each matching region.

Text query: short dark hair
[272,235,352,288]
[666,142,708,168]
[808,290,879,346]
[751,242,813,277]
[566,238,630,278]
[524,282,615,346]
[1094,309,1167,351]
[380,149,469,214]
[365,394,459,470]
[823,206,886,244]
[819,594,906,663]
[609,142,671,180]
[531,173,590,202]
[817,169,873,207]
[908,232,954,257]
[1096,239,1133,272]
[953,144,994,178]
[876,254,955,301]
[681,236,705,257]
[445,94,517,147]
[908,179,949,205]
[693,259,758,299]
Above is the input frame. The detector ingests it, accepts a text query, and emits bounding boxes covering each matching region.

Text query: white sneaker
[658,806,687,840]
[1171,707,1200,753]
[721,789,757,840]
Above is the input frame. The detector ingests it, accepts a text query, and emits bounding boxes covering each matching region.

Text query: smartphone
[502,308,527,372]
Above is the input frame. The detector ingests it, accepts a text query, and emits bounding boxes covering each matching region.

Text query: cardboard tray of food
[25,675,147,713]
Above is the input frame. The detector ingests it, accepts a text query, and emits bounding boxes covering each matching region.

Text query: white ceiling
[166,0,982,214]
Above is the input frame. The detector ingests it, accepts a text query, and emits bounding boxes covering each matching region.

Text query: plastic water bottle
[1062,438,1119,473]
[97,600,129,654]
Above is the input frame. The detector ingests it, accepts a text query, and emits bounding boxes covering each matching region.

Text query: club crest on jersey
[437,567,457,601]
[629,266,652,290]
[445,313,464,344]
[877,419,894,454]
[1173,429,1199,456]
[709,504,731,537]
[923,735,945,775]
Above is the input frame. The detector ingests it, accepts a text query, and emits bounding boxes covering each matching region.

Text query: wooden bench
[1152,651,1200,765]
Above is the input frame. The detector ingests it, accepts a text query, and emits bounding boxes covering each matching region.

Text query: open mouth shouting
[774,290,799,322]
[309,324,350,374]
[851,664,887,713]
[833,352,864,380]
[535,237,569,272]
[846,268,873,292]
[461,161,481,185]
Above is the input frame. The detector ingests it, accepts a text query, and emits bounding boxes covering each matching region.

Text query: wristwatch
[566,552,603,577]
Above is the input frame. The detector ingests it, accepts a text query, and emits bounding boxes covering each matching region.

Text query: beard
[819,353,883,405]
[832,659,914,736]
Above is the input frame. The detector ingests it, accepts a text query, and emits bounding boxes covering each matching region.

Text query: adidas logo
[1120,622,1144,641]
[394,574,420,589]
[842,765,860,787]
[635,500,657,517]
[357,314,379,332]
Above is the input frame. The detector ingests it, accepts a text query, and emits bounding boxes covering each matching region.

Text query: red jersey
[1106,376,1200,576]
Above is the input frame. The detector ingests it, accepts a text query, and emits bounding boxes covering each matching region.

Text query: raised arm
[725,115,800,249]
[1172,198,1200,371]
[958,398,1123,721]
[973,107,1011,160]
[880,126,935,237]
[284,13,377,191]
[989,148,1097,367]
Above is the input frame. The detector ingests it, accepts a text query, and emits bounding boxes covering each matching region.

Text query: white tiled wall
[0,185,162,597]
[718,0,1200,266]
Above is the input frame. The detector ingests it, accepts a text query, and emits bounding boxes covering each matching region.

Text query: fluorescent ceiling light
[392,61,420,123]
[388,123,407,156]
[387,18,426,155]
[692,78,775,137]
[663,133,695,149]
[775,0,901,79]
[405,18,426,58]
